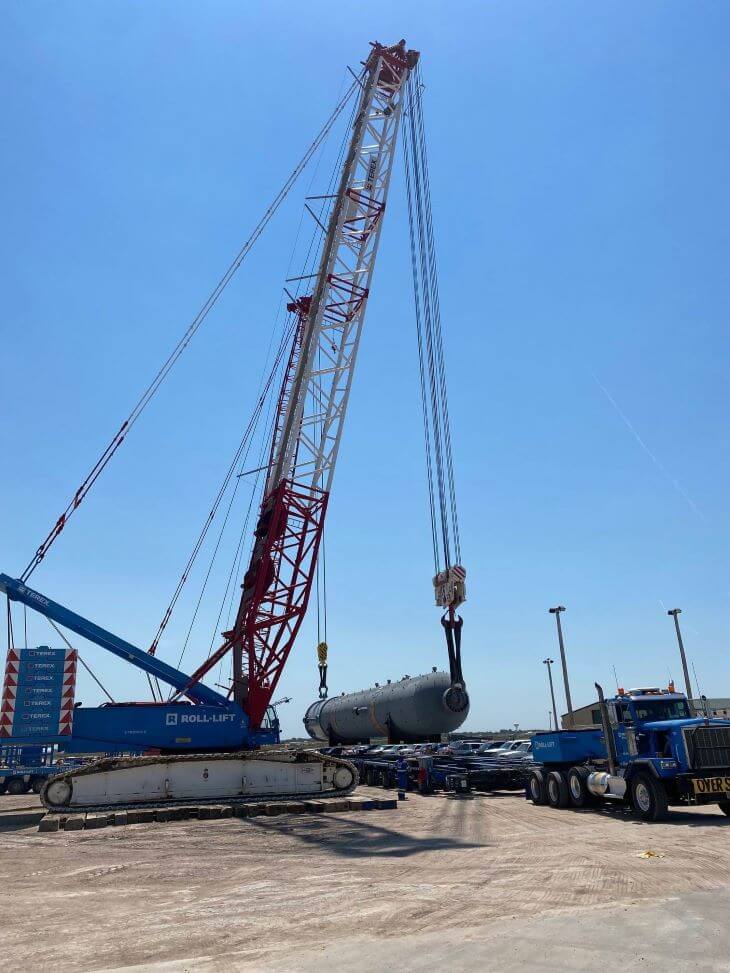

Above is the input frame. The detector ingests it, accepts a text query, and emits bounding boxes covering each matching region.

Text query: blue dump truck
[527,683,730,822]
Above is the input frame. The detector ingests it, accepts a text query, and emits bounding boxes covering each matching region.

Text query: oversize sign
[0,646,77,741]
[692,776,730,797]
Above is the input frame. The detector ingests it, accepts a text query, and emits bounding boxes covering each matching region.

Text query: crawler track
[41,749,358,814]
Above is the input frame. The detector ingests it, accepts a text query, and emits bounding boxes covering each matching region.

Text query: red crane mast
[180,41,420,727]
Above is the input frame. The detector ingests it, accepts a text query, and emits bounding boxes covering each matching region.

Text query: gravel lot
[1,787,729,971]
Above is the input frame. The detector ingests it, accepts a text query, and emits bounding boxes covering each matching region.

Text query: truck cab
[529,686,730,822]
[611,689,692,765]
[608,688,730,785]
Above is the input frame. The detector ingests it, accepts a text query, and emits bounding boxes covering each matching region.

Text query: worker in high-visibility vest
[418,754,433,794]
[396,754,409,800]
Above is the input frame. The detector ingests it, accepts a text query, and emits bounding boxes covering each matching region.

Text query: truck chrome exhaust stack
[586,771,627,799]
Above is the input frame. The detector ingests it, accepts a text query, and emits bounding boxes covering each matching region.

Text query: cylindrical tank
[303,670,469,744]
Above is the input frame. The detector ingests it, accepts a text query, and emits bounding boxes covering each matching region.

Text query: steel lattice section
[243,480,328,726]
[182,43,418,725]
[269,46,414,499]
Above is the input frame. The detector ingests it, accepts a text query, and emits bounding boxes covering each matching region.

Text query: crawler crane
[0,40,465,812]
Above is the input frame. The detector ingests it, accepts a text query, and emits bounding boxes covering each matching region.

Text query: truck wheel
[527,769,547,805]
[31,777,45,794]
[546,770,570,809]
[6,778,28,796]
[630,772,668,822]
[567,767,593,808]
[719,801,730,818]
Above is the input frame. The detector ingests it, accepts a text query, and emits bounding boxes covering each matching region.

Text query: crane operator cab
[261,705,281,743]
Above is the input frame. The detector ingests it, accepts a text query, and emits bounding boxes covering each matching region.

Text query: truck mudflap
[41,750,358,813]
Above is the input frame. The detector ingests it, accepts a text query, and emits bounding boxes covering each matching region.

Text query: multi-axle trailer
[0,744,85,796]
[344,750,529,795]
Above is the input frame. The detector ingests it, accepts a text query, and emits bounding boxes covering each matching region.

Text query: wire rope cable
[20,75,362,584]
[403,65,461,576]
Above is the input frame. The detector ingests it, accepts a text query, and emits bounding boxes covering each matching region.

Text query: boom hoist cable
[148,314,299,661]
[403,63,467,695]
[19,76,362,584]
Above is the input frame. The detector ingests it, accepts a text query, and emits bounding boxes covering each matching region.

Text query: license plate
[692,776,730,796]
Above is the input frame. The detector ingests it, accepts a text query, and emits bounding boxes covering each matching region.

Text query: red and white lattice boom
[182,41,419,727]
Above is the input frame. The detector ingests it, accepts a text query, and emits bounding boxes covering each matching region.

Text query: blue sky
[2,2,729,738]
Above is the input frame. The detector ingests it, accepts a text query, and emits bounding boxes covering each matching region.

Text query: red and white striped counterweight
[0,646,77,740]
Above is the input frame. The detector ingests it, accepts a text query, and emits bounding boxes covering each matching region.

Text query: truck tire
[6,778,28,796]
[546,770,570,809]
[630,772,668,822]
[527,768,547,805]
[567,766,593,808]
[719,801,730,818]
[31,777,45,794]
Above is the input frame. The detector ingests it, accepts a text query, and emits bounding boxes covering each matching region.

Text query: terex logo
[18,585,50,608]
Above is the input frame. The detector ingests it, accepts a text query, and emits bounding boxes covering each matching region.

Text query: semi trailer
[527,683,730,822]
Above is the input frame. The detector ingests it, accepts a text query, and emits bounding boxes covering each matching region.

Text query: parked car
[496,740,532,761]
[439,740,484,757]
[411,743,439,755]
[369,744,403,758]
[480,740,524,758]
[476,741,498,753]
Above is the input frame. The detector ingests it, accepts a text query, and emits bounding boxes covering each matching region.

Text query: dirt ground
[2,787,730,971]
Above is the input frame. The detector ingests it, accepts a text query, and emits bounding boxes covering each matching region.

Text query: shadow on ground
[241,812,487,858]
[546,801,730,829]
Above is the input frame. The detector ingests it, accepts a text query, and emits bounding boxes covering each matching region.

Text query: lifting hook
[441,609,464,687]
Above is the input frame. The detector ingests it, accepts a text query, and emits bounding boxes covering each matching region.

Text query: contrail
[592,373,705,521]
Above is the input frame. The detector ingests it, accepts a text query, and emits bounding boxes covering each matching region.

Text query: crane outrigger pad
[41,750,357,814]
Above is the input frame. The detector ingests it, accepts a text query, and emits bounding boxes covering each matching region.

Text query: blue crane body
[0,573,278,755]
[528,684,730,821]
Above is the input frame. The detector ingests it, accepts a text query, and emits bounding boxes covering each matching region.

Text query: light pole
[667,608,694,702]
[549,605,575,728]
[543,658,558,730]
